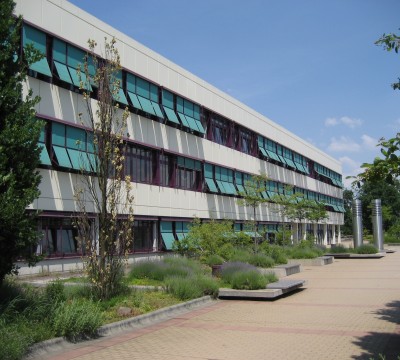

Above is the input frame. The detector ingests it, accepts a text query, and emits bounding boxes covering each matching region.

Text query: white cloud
[325,117,338,127]
[327,136,360,152]
[324,116,362,128]
[339,156,362,189]
[361,134,378,150]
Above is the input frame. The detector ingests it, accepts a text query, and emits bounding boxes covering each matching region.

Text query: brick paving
[36,247,400,360]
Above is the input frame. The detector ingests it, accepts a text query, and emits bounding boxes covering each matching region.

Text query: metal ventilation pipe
[371,199,384,251]
[352,199,363,248]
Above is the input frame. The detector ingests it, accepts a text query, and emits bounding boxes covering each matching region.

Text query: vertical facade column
[152,222,158,252]
[332,224,336,245]
[313,223,318,243]
[323,223,328,246]
[337,225,341,244]
[292,222,298,243]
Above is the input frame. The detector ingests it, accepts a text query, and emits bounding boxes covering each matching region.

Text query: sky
[68,0,400,188]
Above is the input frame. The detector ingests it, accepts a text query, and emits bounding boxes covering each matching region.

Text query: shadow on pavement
[352,301,400,360]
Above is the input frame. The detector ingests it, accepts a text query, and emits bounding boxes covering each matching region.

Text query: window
[39,217,81,256]
[38,123,51,166]
[126,73,163,118]
[159,153,173,187]
[237,128,252,154]
[23,24,52,77]
[175,157,201,191]
[161,90,180,124]
[175,221,190,241]
[51,122,95,172]
[210,116,229,145]
[214,166,236,195]
[204,164,218,193]
[132,220,154,252]
[176,96,205,134]
[160,221,175,250]
[52,38,93,91]
[125,144,154,184]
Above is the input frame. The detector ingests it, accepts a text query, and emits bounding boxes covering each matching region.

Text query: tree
[0,0,42,285]
[73,38,134,300]
[342,189,354,235]
[353,31,400,184]
[357,180,400,234]
[237,173,269,251]
[273,190,328,243]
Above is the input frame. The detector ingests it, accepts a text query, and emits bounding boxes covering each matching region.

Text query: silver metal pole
[352,199,363,248]
[371,199,384,251]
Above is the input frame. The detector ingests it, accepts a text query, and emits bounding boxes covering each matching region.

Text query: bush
[328,244,350,253]
[204,254,224,266]
[163,275,219,300]
[354,244,378,254]
[287,247,321,259]
[45,280,66,304]
[220,262,257,284]
[53,299,103,341]
[247,254,275,268]
[230,270,268,290]
[228,249,252,263]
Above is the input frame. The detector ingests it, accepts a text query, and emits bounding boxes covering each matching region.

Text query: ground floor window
[38,217,81,257]
[132,220,154,252]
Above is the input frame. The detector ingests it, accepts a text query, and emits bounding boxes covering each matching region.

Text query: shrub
[247,254,275,268]
[220,262,257,284]
[355,244,378,254]
[163,275,218,300]
[53,299,102,341]
[204,254,224,266]
[228,249,252,263]
[230,270,268,290]
[328,244,350,253]
[45,280,66,304]
[287,247,321,259]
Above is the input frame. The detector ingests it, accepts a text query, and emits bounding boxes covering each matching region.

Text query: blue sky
[69,0,400,188]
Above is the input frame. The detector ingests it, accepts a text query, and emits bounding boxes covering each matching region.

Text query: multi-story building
[15,0,344,264]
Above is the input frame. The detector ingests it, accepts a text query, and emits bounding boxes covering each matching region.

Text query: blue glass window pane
[53,38,67,64]
[216,180,227,194]
[160,221,173,232]
[23,25,46,53]
[136,77,150,99]
[52,123,65,146]
[183,115,199,132]
[176,97,184,113]
[150,84,158,102]
[193,104,200,120]
[162,90,174,109]
[67,148,86,170]
[205,164,213,178]
[67,45,85,69]
[194,119,205,134]
[183,100,194,117]
[126,73,136,93]
[68,67,92,91]
[66,126,86,150]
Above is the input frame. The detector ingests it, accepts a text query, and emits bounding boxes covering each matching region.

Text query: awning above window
[163,106,180,124]
[161,233,175,250]
[39,143,51,165]
[30,57,52,77]
[128,92,142,110]
[54,61,73,85]
[205,178,218,193]
[53,145,72,168]
[138,95,156,116]
[151,101,165,119]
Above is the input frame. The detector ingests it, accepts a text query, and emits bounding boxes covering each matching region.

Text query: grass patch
[354,244,378,254]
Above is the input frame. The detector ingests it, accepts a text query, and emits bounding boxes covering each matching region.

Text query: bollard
[371,199,384,251]
[352,199,363,248]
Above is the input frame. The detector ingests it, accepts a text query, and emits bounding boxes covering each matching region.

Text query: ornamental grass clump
[247,253,275,268]
[354,244,378,254]
[328,244,350,253]
[163,275,219,300]
[53,299,103,341]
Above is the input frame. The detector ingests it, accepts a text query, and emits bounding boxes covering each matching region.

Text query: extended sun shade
[160,221,175,250]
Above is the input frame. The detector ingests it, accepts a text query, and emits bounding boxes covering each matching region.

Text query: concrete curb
[25,295,214,359]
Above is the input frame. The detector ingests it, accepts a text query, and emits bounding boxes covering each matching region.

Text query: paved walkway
[32,247,400,360]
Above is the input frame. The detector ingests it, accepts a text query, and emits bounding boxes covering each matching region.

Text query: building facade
[15,0,344,260]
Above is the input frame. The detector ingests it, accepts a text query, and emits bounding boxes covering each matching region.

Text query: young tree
[273,190,327,243]
[342,189,354,235]
[0,0,42,285]
[73,38,134,300]
[237,173,269,251]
